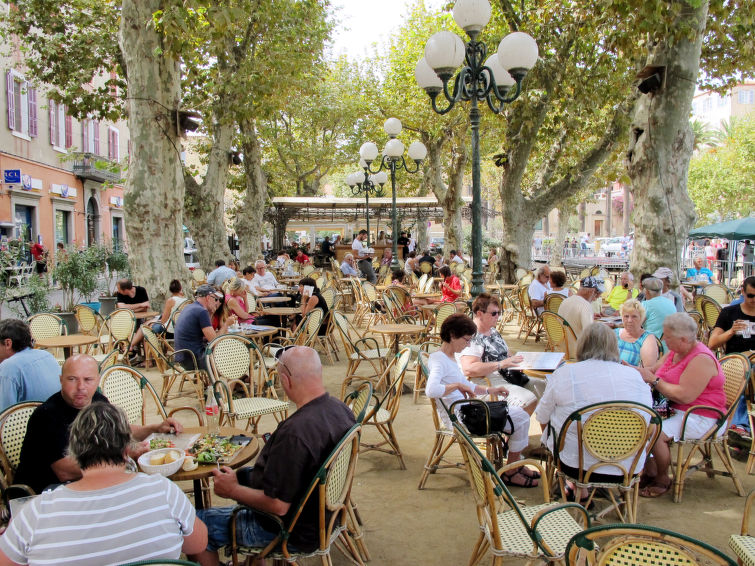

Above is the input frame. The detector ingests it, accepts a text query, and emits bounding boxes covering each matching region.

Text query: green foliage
[52,246,106,311]
[7,275,50,317]
[688,115,755,224]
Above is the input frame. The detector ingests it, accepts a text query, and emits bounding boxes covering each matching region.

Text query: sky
[328,0,444,61]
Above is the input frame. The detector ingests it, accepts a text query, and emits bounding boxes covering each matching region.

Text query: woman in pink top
[225,278,255,322]
[637,313,726,498]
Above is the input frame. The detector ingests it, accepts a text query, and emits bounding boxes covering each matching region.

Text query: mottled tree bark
[119,0,186,306]
[235,119,267,266]
[626,1,705,277]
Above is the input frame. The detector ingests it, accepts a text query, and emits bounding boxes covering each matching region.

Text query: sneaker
[729,424,752,441]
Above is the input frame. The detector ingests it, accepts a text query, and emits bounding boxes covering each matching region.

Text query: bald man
[15,354,181,494]
[191,347,355,566]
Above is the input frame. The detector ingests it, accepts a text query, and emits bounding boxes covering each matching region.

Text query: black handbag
[457,399,514,436]
[500,368,529,387]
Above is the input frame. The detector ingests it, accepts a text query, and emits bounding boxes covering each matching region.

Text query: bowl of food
[138,448,185,476]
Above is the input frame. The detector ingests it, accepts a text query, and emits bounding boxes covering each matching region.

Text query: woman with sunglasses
[459,293,541,415]
[427,313,538,488]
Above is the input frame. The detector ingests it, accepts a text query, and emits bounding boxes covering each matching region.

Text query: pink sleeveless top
[657,341,726,419]
[225,293,254,322]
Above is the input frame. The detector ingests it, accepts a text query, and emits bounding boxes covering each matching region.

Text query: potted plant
[100,244,130,316]
[51,246,102,333]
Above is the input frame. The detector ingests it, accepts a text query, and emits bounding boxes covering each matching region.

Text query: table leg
[392,336,399,357]
[193,478,204,510]
[63,346,73,359]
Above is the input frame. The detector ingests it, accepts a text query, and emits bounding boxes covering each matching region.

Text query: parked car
[429,237,445,251]
[597,237,624,257]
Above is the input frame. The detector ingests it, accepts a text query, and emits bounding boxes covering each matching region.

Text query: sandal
[519,467,541,480]
[639,479,671,498]
[502,469,538,488]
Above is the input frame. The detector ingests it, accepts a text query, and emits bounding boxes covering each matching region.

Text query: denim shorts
[198,506,279,552]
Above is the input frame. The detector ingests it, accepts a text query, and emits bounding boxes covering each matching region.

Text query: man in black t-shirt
[192,347,355,563]
[116,278,151,362]
[710,276,755,438]
[397,231,410,259]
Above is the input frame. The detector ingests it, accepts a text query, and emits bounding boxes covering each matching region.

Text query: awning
[688,217,755,240]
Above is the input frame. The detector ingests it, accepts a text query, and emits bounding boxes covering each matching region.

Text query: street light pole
[414,0,538,297]
[359,118,427,270]
[345,169,386,247]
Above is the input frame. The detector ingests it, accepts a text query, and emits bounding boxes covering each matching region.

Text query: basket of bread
[138,448,185,476]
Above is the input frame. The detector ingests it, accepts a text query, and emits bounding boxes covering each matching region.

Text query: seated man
[603,271,639,314]
[685,256,714,284]
[116,278,151,363]
[174,285,236,371]
[206,259,237,287]
[558,276,603,354]
[352,230,376,284]
[0,319,61,411]
[418,250,435,271]
[190,346,355,566]
[14,354,181,494]
[449,249,464,265]
[250,260,282,297]
[340,253,359,277]
[527,265,551,315]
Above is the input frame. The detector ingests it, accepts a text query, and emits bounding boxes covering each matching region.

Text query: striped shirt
[0,473,195,565]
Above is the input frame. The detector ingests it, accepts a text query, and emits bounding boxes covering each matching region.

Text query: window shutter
[93,119,100,155]
[110,128,119,161]
[114,128,120,161]
[28,87,37,137]
[82,119,89,152]
[6,71,15,130]
[65,112,72,148]
[49,99,55,144]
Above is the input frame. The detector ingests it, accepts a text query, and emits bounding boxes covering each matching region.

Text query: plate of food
[188,433,245,464]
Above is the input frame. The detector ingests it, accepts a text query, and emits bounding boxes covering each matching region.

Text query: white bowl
[138,448,185,476]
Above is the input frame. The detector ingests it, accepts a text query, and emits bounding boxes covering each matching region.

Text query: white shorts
[475,373,539,409]
[662,411,724,441]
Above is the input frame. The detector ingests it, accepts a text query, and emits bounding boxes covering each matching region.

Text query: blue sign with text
[3,169,20,184]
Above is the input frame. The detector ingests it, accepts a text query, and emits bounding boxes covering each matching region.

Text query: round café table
[168,426,260,510]
[35,334,98,359]
[371,323,425,356]
[229,325,279,346]
[133,310,160,320]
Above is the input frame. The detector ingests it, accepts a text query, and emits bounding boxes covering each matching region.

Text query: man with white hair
[340,253,359,277]
[603,271,638,314]
[652,267,686,311]
[250,260,280,296]
[685,256,714,284]
[527,265,551,315]
[190,346,355,566]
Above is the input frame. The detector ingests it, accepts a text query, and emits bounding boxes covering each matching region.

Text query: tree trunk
[499,190,535,283]
[236,119,267,266]
[551,202,572,267]
[184,116,235,270]
[626,1,705,277]
[119,0,186,306]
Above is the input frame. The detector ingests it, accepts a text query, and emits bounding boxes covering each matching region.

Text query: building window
[55,209,71,244]
[49,99,70,150]
[82,118,100,154]
[6,70,37,138]
[108,126,119,161]
[738,89,754,104]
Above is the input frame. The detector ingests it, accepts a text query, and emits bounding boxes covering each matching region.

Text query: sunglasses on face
[487,310,500,317]
[746,293,755,299]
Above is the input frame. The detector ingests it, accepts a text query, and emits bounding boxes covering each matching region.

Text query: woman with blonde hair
[225,278,255,322]
[616,299,658,368]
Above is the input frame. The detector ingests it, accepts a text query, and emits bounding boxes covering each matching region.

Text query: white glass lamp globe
[407,141,427,161]
[415,57,443,91]
[383,118,402,137]
[358,158,368,169]
[424,31,466,77]
[374,171,388,185]
[359,142,379,163]
[453,0,492,34]
[497,32,538,78]
[384,138,405,158]
[484,55,515,91]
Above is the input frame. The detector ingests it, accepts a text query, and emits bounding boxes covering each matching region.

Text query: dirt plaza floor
[137,319,754,565]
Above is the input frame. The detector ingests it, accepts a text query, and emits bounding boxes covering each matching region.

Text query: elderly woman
[460,293,539,414]
[427,314,538,488]
[380,247,393,266]
[615,299,658,368]
[0,403,207,565]
[548,270,571,298]
[637,312,727,498]
[535,323,652,494]
[641,277,677,339]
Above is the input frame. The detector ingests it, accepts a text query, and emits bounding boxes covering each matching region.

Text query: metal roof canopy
[267,196,474,224]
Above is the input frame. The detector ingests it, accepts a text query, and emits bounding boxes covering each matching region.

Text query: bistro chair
[544,293,565,313]
[95,308,136,364]
[97,348,121,373]
[704,283,732,305]
[453,422,590,565]
[670,352,750,503]
[261,309,325,364]
[206,334,290,434]
[541,311,578,360]
[142,326,206,406]
[424,302,456,341]
[730,489,755,566]
[343,382,374,425]
[546,401,662,523]
[333,312,389,397]
[517,286,541,343]
[191,268,206,289]
[0,402,40,494]
[412,341,441,403]
[228,424,362,566]
[699,295,723,336]
[360,348,412,469]
[27,313,66,364]
[74,304,106,352]
[566,524,735,566]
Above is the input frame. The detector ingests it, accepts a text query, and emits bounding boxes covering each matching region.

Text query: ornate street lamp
[345,168,387,247]
[415,0,538,296]
[359,118,427,269]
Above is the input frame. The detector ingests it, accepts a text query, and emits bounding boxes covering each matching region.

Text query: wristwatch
[651,377,660,389]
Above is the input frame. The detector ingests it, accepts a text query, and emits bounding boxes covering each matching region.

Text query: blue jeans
[199,506,279,552]
[732,394,749,430]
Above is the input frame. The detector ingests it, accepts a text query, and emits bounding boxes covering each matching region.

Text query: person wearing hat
[641,277,677,339]
[173,284,237,372]
[557,276,604,355]
[651,267,686,312]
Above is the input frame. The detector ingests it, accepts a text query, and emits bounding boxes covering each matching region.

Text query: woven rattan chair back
[0,402,40,486]
[417,273,428,291]
[420,261,433,275]
[343,382,373,424]
[97,349,120,372]
[699,295,722,331]
[565,524,736,566]
[544,293,565,313]
[27,313,66,339]
[378,348,412,405]
[100,365,149,425]
[208,334,252,382]
[105,308,137,342]
[430,303,456,336]
[321,287,336,310]
[74,304,101,335]
[541,311,577,358]
[704,283,731,305]
[301,308,324,346]
[720,353,750,410]
[517,272,534,287]
[192,269,206,284]
[301,264,315,277]
[246,293,257,313]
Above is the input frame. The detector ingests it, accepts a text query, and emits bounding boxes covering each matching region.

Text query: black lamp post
[345,169,387,247]
[415,0,538,296]
[358,118,427,269]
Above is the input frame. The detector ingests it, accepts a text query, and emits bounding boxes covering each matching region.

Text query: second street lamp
[415,0,538,296]
[359,118,427,270]
[345,168,387,248]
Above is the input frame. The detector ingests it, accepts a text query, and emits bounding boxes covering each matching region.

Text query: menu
[509,351,565,370]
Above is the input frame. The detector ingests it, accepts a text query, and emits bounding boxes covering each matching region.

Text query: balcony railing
[71,153,121,183]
